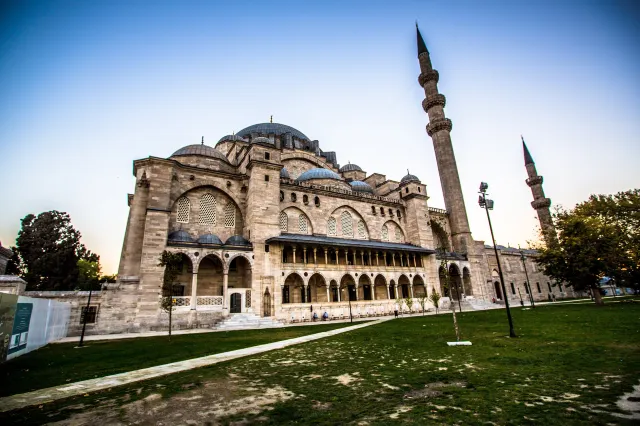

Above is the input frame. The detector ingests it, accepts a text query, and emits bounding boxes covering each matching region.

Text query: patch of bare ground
[49,375,293,425]
[404,381,467,400]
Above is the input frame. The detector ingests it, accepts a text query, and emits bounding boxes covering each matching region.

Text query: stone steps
[214,313,284,330]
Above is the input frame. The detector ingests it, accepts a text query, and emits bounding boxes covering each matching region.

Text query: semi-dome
[196,233,223,245]
[296,168,342,182]
[225,235,251,246]
[235,123,309,141]
[400,172,420,184]
[171,144,229,162]
[280,167,290,179]
[168,230,194,243]
[251,136,274,145]
[339,163,362,173]
[350,180,374,194]
[217,134,247,144]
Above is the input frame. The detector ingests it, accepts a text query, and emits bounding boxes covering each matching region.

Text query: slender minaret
[522,136,556,246]
[416,25,473,253]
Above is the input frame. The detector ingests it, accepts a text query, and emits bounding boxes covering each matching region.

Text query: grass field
[0,322,355,397]
[2,301,640,425]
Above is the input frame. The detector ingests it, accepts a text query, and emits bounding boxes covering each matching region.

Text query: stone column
[371,282,376,300]
[335,249,339,265]
[303,284,308,303]
[386,283,391,299]
[376,252,379,266]
[392,253,396,267]
[337,285,341,302]
[354,283,359,301]
[326,284,331,303]
[360,251,364,266]
[412,254,417,268]
[324,248,328,265]
[190,272,198,310]
[368,251,372,266]
[395,285,400,299]
[303,247,307,264]
[293,248,297,265]
[410,284,414,298]
[222,271,229,313]
[353,251,357,266]
[313,247,317,265]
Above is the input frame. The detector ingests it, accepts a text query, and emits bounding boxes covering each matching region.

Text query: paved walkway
[0,318,389,413]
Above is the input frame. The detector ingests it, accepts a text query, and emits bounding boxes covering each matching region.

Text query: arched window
[199,193,217,225]
[327,217,337,236]
[357,220,366,239]
[397,209,402,219]
[303,194,309,205]
[223,203,236,228]
[176,197,190,223]
[341,211,353,237]
[371,206,376,214]
[298,214,308,233]
[381,225,389,242]
[279,212,288,232]
[394,227,402,243]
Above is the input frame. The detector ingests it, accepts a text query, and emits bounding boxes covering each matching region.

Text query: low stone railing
[165,295,224,310]
[278,299,435,322]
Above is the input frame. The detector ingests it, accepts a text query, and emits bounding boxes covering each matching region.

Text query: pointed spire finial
[270,115,273,123]
[407,168,410,175]
[416,23,429,56]
[201,136,204,145]
[522,135,534,165]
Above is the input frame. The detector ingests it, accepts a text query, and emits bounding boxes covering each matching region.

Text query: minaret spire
[522,138,557,246]
[416,25,472,253]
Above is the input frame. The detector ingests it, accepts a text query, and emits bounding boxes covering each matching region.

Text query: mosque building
[2,28,573,334]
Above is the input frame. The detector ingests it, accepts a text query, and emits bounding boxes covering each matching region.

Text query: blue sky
[1,0,639,274]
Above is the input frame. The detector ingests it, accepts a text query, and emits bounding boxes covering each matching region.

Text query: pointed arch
[281,207,314,235]
[328,205,370,240]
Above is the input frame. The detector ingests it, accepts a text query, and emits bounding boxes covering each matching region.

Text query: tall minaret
[416,25,473,253]
[522,136,556,246]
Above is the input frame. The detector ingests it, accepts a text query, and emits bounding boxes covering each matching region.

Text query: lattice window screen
[176,197,190,223]
[279,212,288,232]
[328,217,337,236]
[223,203,236,228]
[395,227,402,243]
[198,193,217,225]
[357,221,366,239]
[381,225,389,241]
[298,215,308,233]
[341,211,353,237]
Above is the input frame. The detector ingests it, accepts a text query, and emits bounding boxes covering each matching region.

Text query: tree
[158,250,185,340]
[534,189,640,306]
[395,296,404,316]
[417,293,429,315]
[77,259,101,290]
[5,246,22,276]
[12,211,99,290]
[405,295,414,314]
[429,290,441,315]
[439,256,461,341]
[99,274,118,283]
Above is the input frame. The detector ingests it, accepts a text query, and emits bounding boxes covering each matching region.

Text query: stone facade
[15,29,573,335]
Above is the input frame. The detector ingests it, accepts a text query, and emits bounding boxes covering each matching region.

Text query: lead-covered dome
[225,235,251,246]
[296,168,342,182]
[235,123,309,141]
[172,144,229,163]
[280,167,290,179]
[168,230,194,243]
[400,172,420,184]
[217,134,247,144]
[252,136,274,145]
[196,233,223,245]
[350,180,374,193]
[339,163,362,172]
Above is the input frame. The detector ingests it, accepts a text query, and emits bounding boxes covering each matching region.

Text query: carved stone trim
[418,70,439,87]
[531,198,551,209]
[422,94,446,112]
[526,176,543,187]
[426,118,453,136]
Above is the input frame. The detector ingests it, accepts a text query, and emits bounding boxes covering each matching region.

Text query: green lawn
[3,302,640,425]
[0,322,355,397]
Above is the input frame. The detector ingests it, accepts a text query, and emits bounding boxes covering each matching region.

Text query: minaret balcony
[526,176,543,187]
[531,198,551,209]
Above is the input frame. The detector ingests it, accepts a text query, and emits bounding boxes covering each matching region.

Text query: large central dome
[235,123,309,141]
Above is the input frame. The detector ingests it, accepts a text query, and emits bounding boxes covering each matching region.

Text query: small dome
[172,144,229,162]
[339,163,362,173]
[350,180,374,194]
[400,172,420,184]
[236,123,310,141]
[196,233,223,245]
[252,136,274,145]
[168,230,194,243]
[280,167,290,179]
[225,235,251,246]
[217,134,247,144]
[296,168,342,182]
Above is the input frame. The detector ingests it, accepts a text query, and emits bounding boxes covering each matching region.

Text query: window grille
[198,193,217,225]
[341,211,353,237]
[328,217,337,236]
[298,214,308,233]
[394,227,402,242]
[224,203,236,228]
[381,225,389,241]
[80,306,98,324]
[279,212,288,232]
[357,220,366,239]
[176,197,190,223]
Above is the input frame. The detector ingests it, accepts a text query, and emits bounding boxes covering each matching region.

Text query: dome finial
[407,168,410,175]
[201,136,204,145]
[270,115,273,123]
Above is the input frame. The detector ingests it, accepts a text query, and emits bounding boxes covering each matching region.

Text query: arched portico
[340,274,357,301]
[358,274,373,300]
[374,274,388,299]
[308,273,327,303]
[398,274,411,298]
[438,266,449,297]
[449,264,463,301]
[413,275,426,298]
[283,272,304,304]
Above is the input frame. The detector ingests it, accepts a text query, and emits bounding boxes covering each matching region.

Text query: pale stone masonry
[12,28,573,334]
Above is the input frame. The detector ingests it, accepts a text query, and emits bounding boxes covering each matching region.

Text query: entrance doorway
[263,288,271,317]
[230,293,242,313]
[494,281,502,300]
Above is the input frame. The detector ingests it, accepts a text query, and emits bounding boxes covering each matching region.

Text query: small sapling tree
[429,289,441,315]
[418,293,429,315]
[158,250,185,340]
[395,296,404,316]
[405,295,414,314]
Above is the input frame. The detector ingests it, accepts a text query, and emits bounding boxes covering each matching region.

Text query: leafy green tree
[99,274,118,283]
[534,189,640,305]
[12,211,98,290]
[429,290,441,315]
[405,295,414,314]
[5,246,23,276]
[158,250,185,340]
[417,293,429,315]
[77,259,101,290]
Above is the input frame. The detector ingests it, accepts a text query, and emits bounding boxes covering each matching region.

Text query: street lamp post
[519,248,535,308]
[478,182,517,338]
